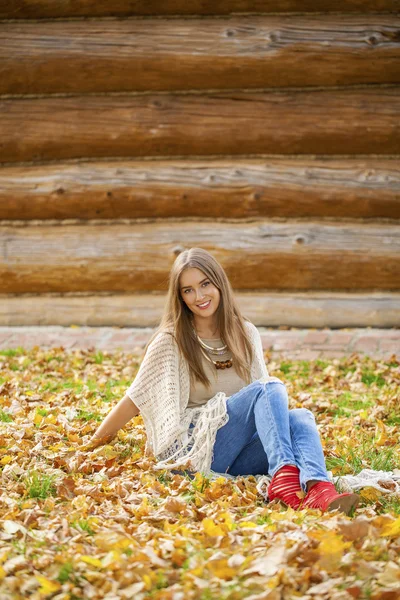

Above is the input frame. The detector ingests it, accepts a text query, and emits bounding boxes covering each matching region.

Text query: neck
[192,316,219,338]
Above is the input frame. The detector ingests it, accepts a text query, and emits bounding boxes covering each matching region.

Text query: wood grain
[0,0,398,18]
[0,222,399,293]
[1,90,399,163]
[1,158,399,220]
[1,16,399,93]
[1,292,399,328]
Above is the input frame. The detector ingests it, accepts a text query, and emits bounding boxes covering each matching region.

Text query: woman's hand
[79,394,140,451]
[74,434,111,452]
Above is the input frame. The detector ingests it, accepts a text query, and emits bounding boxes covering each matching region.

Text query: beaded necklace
[192,328,233,370]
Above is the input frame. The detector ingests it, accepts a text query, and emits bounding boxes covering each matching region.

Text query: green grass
[387,413,400,425]
[57,562,74,584]
[361,370,387,387]
[71,519,96,536]
[24,471,57,499]
[315,359,331,370]
[75,408,102,422]
[0,347,26,357]
[0,409,13,422]
[379,496,400,515]
[36,407,49,417]
[94,351,105,364]
[156,471,172,485]
[279,361,292,375]
[330,392,374,418]
[326,443,398,476]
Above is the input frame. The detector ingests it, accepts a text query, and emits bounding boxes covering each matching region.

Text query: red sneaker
[301,481,359,515]
[267,465,303,510]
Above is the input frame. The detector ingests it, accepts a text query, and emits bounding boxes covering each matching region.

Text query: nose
[195,289,205,301]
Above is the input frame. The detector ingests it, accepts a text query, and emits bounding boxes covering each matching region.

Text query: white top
[125,320,275,474]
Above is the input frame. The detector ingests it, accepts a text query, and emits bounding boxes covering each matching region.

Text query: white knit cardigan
[125,320,274,474]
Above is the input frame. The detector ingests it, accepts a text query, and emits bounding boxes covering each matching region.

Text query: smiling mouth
[197,300,211,309]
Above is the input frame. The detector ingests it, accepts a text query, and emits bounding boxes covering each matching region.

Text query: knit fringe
[152,392,229,475]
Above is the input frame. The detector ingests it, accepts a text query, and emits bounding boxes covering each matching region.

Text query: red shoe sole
[327,493,359,515]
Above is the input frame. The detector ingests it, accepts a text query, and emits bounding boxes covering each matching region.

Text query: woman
[90,248,359,514]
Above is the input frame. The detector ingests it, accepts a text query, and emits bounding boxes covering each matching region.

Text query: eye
[203,281,210,287]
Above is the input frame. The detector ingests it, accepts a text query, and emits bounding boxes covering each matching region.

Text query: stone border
[0,326,398,360]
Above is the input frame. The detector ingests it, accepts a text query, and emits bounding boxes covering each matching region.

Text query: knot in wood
[367,35,379,46]
[172,245,185,256]
[294,235,306,245]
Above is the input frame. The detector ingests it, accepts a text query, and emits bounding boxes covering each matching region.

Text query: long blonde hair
[143,247,254,390]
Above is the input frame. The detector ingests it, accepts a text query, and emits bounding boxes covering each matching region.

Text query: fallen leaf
[35,575,61,594]
[243,544,286,577]
[377,562,400,588]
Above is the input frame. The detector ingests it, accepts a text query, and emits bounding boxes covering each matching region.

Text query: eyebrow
[180,277,209,290]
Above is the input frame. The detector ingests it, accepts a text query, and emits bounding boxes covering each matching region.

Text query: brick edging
[0,326,398,359]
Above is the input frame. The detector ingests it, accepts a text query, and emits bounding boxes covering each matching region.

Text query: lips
[197,300,211,309]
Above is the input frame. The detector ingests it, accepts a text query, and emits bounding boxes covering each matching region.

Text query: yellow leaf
[360,487,382,502]
[318,532,351,571]
[48,443,64,451]
[202,518,225,537]
[0,456,13,465]
[94,532,131,551]
[92,445,119,459]
[208,558,236,580]
[380,516,400,538]
[142,574,152,590]
[35,575,61,594]
[33,413,44,425]
[71,495,89,513]
[21,499,36,509]
[214,476,228,485]
[219,512,234,531]
[0,566,5,581]
[101,550,122,568]
[375,419,389,446]
[80,555,103,568]
[42,497,55,512]
[240,521,257,528]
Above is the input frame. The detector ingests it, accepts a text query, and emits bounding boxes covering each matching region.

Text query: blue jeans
[210,379,330,491]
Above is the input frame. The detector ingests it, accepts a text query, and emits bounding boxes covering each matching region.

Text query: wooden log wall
[0,2,399,328]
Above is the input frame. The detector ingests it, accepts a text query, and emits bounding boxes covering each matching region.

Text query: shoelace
[267,465,303,510]
[301,481,349,511]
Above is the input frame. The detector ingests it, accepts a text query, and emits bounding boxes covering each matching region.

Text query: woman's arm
[87,394,140,447]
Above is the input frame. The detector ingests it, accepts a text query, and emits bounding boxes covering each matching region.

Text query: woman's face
[179,267,220,321]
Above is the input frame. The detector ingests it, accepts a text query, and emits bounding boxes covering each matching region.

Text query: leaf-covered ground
[0,347,399,600]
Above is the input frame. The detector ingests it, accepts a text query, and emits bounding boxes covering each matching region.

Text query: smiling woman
[180,269,220,334]
[89,247,359,514]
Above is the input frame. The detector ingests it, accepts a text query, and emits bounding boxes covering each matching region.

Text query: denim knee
[289,407,315,421]
[258,378,288,408]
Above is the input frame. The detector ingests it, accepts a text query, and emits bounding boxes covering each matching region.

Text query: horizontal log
[0,222,399,293]
[1,292,399,328]
[2,16,400,94]
[1,90,400,163]
[1,158,399,220]
[0,0,398,18]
